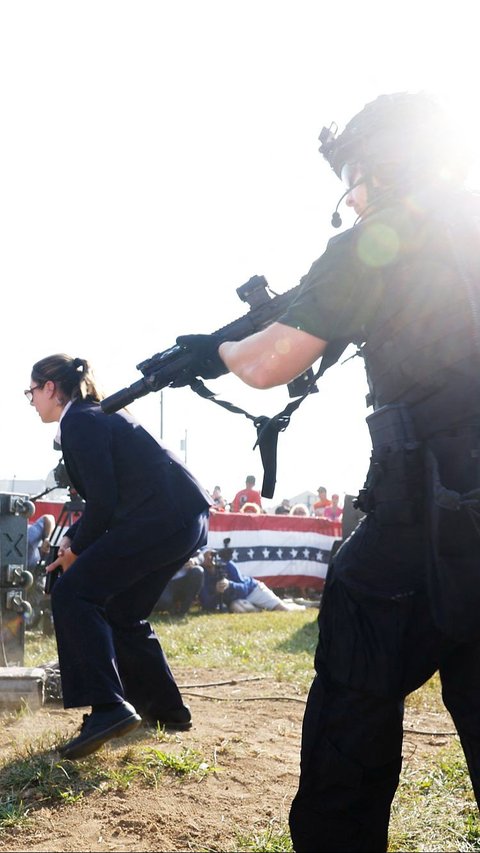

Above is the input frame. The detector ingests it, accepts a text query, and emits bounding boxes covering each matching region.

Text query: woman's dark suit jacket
[60,399,211,556]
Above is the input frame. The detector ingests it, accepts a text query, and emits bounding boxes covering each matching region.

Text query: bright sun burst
[440,91,480,191]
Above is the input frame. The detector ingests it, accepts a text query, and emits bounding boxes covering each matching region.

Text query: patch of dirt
[0,668,456,852]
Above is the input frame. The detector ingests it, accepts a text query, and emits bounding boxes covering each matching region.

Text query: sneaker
[59,701,142,760]
[144,704,192,731]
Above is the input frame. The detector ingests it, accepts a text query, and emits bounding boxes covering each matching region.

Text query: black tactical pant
[289,514,480,852]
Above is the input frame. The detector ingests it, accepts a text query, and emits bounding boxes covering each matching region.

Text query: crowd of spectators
[210,477,344,521]
[29,476,341,622]
[150,477,343,618]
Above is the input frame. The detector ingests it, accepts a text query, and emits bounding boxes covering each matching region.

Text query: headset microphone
[330,187,350,228]
[330,177,365,228]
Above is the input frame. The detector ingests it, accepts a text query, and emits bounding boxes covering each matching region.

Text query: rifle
[101,275,310,414]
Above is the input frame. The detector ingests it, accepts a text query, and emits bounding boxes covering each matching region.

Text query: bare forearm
[218,322,327,389]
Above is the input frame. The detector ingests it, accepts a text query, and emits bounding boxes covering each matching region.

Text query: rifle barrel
[101,281,302,414]
[101,377,152,413]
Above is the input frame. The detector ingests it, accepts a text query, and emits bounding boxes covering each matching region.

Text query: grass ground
[0,608,475,851]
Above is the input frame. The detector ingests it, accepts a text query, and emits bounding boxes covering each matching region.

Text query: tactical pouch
[356,404,424,525]
[425,429,480,642]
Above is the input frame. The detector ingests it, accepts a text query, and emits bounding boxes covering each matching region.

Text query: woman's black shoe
[145,704,192,730]
[59,701,142,760]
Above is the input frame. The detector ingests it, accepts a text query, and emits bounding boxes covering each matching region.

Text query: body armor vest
[360,191,480,440]
[344,190,480,641]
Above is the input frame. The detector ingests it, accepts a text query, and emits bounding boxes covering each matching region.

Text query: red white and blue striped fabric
[31,500,342,591]
[207,512,342,591]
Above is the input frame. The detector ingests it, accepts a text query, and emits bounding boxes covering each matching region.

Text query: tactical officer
[175,91,480,851]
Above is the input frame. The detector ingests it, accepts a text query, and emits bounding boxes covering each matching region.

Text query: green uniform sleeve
[279,209,414,343]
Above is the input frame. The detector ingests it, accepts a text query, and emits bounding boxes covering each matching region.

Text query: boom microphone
[330,187,350,228]
[330,178,364,228]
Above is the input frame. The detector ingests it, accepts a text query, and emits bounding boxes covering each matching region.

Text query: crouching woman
[25,353,211,759]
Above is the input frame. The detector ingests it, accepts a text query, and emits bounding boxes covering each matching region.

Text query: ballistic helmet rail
[319,91,470,187]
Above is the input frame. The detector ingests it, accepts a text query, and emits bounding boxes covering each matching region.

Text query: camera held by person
[199,545,305,613]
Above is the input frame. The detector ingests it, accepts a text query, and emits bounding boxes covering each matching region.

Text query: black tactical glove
[174,334,229,384]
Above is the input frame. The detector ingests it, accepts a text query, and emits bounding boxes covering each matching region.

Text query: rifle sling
[188,366,323,499]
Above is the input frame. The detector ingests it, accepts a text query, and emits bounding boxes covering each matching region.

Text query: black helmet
[319,92,468,187]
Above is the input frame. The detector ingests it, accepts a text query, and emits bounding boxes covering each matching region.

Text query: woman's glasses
[24,384,42,403]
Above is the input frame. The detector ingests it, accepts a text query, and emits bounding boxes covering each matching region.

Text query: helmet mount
[319,92,468,189]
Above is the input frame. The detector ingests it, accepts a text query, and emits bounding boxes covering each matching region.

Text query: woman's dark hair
[31,354,104,404]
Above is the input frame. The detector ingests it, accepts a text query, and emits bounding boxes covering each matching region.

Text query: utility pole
[180,429,188,464]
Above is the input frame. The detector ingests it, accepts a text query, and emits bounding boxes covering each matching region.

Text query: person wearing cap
[174,93,480,850]
[312,486,331,517]
[230,474,263,513]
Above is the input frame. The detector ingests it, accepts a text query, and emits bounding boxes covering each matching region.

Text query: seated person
[199,548,305,612]
[27,513,56,570]
[25,513,57,625]
[239,501,262,514]
[289,503,310,517]
[275,498,291,515]
[155,551,204,615]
